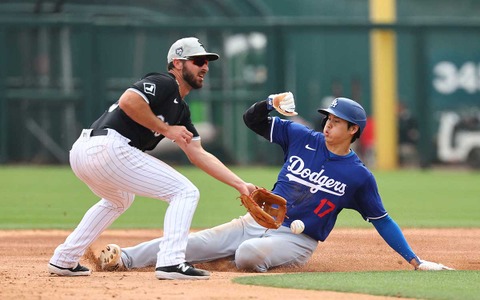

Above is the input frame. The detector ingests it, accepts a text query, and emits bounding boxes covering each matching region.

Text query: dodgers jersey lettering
[270,117,387,241]
[91,72,199,151]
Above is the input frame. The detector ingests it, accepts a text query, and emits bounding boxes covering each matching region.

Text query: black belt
[90,129,108,137]
[89,128,139,150]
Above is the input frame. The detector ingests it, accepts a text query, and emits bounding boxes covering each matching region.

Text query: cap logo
[175,47,184,57]
[331,99,338,108]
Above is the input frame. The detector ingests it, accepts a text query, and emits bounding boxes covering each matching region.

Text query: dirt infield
[1,228,479,300]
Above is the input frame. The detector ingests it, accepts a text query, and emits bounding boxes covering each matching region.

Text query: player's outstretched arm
[371,215,454,271]
[178,139,255,196]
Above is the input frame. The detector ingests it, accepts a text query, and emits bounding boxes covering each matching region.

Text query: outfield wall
[1,1,479,168]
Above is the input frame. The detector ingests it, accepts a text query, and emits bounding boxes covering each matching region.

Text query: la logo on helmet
[331,99,338,108]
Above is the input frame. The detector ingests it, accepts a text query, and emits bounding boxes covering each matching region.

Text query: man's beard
[182,68,203,89]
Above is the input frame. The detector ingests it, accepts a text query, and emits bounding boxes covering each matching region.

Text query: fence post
[413,28,432,169]
[0,28,7,163]
[370,0,399,170]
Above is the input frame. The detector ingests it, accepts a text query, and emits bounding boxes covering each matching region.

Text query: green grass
[337,169,480,228]
[0,166,479,229]
[234,271,480,300]
[0,165,277,229]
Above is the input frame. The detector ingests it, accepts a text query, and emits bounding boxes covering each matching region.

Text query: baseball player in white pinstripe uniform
[48,37,255,280]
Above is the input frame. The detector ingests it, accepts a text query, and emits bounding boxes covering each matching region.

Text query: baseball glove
[240,188,287,229]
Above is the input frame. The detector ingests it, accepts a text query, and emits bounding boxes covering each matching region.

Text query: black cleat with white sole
[48,263,92,276]
[155,262,210,280]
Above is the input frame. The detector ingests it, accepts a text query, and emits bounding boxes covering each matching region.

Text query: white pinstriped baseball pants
[49,129,199,268]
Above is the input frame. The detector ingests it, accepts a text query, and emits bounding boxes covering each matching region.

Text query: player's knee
[235,242,268,273]
[171,184,199,205]
[99,198,131,213]
[187,186,200,204]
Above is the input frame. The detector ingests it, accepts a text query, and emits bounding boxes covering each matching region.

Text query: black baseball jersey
[91,72,199,151]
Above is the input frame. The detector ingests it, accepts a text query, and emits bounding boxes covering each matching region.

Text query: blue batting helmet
[318,97,367,134]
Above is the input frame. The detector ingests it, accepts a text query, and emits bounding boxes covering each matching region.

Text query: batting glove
[267,92,298,116]
[415,259,454,271]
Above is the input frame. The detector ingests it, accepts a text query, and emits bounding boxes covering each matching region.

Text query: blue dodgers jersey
[270,117,387,241]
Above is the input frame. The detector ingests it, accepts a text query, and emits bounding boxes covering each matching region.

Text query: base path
[1,228,478,300]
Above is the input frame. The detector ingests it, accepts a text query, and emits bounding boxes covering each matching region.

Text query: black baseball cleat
[48,263,92,276]
[155,262,210,280]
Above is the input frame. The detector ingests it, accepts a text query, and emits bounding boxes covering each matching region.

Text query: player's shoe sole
[48,263,92,276]
[100,244,124,271]
[155,262,210,280]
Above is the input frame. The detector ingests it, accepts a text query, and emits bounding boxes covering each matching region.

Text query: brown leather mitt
[240,188,287,229]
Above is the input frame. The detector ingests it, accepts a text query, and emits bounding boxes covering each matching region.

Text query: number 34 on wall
[433,61,480,94]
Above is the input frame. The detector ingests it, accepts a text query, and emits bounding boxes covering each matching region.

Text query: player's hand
[165,125,193,146]
[234,182,257,196]
[268,92,298,116]
[244,183,257,195]
[415,259,454,271]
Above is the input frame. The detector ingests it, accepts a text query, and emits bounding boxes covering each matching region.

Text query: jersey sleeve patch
[143,82,156,96]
